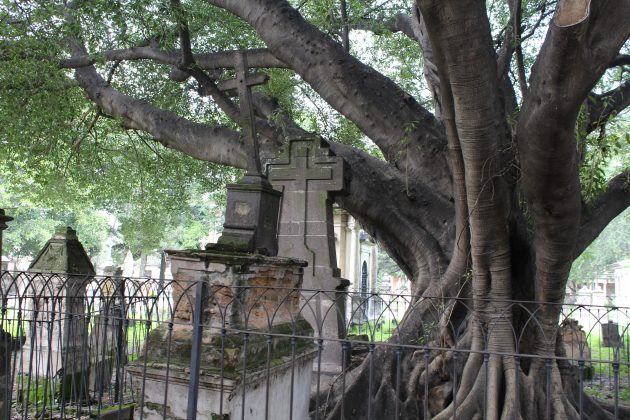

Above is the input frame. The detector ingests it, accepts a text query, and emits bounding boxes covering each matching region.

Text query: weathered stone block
[128,248,315,420]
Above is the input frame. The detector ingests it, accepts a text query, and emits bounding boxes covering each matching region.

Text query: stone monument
[267,137,350,376]
[215,52,281,256]
[0,330,22,420]
[127,52,316,420]
[22,226,94,401]
[88,268,125,398]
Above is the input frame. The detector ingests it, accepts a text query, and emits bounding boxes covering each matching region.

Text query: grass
[587,330,630,376]
[347,319,399,342]
[1,307,26,338]
[583,329,630,403]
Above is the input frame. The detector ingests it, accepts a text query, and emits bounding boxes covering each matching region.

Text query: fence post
[0,209,12,420]
[187,277,206,420]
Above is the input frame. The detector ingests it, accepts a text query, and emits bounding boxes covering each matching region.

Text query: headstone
[0,330,15,420]
[21,226,94,401]
[88,269,125,397]
[560,318,593,379]
[602,320,621,347]
[128,248,315,420]
[267,136,350,374]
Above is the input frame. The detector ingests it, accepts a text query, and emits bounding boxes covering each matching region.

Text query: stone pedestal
[128,248,315,420]
[216,174,282,255]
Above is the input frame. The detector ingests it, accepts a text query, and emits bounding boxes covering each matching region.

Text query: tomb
[127,52,316,419]
[21,227,94,401]
[127,249,315,420]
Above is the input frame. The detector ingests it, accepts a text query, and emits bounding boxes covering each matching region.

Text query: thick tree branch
[206,0,452,198]
[347,11,443,119]
[60,48,287,70]
[582,80,630,136]
[608,54,630,68]
[510,0,528,95]
[348,13,416,40]
[69,44,248,168]
[330,143,454,285]
[171,0,194,66]
[517,0,630,304]
[575,170,630,257]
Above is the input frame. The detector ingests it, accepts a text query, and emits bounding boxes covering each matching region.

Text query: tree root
[319,302,619,420]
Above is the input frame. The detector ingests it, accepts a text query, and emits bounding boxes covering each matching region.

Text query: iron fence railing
[0,271,629,419]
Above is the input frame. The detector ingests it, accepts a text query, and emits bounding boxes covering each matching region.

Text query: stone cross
[217,52,268,175]
[267,137,349,373]
[214,52,281,255]
[268,137,346,284]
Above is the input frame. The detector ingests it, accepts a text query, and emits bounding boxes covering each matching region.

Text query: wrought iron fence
[0,270,629,419]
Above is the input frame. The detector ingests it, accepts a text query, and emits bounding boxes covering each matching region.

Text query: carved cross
[267,138,346,282]
[268,138,349,370]
[217,52,268,174]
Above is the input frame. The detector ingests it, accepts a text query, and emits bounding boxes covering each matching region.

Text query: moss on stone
[135,318,315,377]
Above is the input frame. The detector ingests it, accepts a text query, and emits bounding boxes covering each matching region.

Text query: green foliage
[377,246,404,284]
[0,189,110,260]
[1,0,628,270]
[569,208,630,288]
[348,319,398,343]
[580,120,630,200]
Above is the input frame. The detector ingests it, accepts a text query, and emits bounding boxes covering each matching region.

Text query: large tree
[2,0,630,418]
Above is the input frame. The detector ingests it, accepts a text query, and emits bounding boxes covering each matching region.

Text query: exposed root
[320,300,619,420]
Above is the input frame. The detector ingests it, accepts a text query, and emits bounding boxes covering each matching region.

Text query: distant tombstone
[103,265,115,276]
[0,261,17,296]
[268,136,349,373]
[22,226,95,401]
[602,320,621,347]
[560,318,593,379]
[0,209,13,274]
